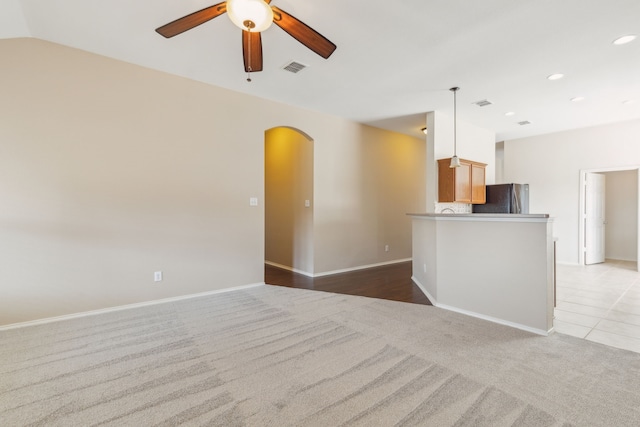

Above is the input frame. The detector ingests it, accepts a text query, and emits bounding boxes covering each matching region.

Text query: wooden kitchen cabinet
[471,161,486,204]
[438,158,487,204]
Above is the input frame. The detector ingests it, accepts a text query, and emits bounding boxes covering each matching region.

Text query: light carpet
[2,285,640,426]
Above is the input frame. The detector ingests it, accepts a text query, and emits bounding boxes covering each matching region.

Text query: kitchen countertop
[407,213,551,223]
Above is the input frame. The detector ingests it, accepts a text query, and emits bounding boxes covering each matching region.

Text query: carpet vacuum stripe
[2,285,640,426]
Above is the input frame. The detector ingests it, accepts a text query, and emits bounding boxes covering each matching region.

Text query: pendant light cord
[451,87,459,156]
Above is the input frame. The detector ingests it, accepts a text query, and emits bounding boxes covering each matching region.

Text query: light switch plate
[250,197,258,206]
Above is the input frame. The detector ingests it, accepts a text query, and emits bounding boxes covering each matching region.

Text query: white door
[585,172,606,265]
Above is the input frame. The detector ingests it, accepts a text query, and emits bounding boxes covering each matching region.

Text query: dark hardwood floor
[265,261,432,305]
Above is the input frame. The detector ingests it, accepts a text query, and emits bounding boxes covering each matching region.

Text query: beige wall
[313,125,426,273]
[0,38,425,325]
[604,170,638,261]
[265,127,314,274]
[504,118,640,264]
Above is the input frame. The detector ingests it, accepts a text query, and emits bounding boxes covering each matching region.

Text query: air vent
[518,120,531,126]
[473,99,493,107]
[282,61,308,73]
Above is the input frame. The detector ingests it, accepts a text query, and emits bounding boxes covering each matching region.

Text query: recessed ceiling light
[571,96,585,102]
[613,35,637,45]
[623,99,636,105]
[505,112,515,116]
[547,73,564,81]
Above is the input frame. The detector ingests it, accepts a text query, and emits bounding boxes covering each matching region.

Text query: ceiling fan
[155,0,337,79]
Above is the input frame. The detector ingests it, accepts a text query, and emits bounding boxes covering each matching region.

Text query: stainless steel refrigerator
[472,183,529,214]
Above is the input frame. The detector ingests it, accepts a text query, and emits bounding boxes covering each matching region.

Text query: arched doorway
[264,127,314,275]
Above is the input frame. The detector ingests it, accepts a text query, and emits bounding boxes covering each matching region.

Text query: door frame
[584,172,606,265]
[578,166,640,270]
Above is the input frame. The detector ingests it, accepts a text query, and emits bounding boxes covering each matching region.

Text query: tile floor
[555,259,640,353]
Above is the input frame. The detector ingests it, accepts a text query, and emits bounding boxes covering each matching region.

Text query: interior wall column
[425,111,454,212]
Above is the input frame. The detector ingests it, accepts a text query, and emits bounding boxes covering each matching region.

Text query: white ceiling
[3,0,640,141]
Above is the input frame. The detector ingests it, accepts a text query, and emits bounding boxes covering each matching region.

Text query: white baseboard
[0,282,265,331]
[411,276,436,303]
[265,261,314,277]
[313,258,412,277]
[410,276,549,336]
[605,257,637,262]
[435,303,550,336]
[266,258,412,278]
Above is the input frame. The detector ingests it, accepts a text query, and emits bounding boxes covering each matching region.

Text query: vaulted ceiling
[3,0,640,140]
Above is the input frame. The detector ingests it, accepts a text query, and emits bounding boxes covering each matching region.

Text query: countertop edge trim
[407,213,552,223]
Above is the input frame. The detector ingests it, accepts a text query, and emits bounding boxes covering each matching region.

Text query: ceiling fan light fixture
[227,0,274,32]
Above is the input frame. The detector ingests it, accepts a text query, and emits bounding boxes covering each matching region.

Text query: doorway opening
[579,167,639,270]
[558,168,640,351]
[264,126,314,276]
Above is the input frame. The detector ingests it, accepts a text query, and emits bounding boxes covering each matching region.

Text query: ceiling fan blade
[156,2,227,38]
[243,31,264,72]
[271,6,336,59]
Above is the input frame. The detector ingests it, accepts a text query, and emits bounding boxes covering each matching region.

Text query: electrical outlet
[384,244,389,252]
[423,263,427,273]
[154,271,163,282]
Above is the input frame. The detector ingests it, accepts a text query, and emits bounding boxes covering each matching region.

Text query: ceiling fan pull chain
[246,28,252,82]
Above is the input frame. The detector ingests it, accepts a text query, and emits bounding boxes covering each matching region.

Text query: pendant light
[449,87,461,168]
